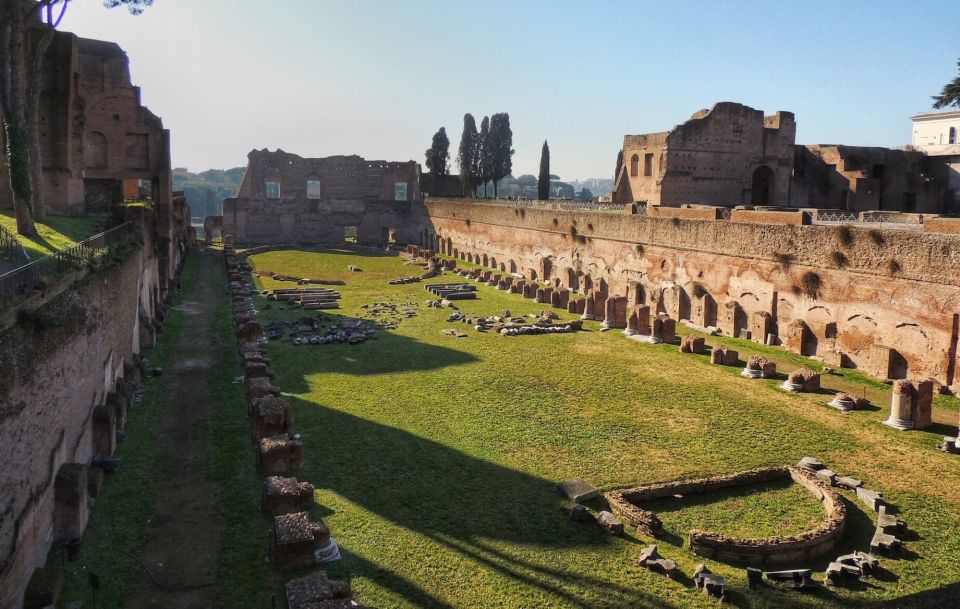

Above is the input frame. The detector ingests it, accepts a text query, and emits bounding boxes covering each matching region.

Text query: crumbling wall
[0,228,167,609]
[420,198,960,390]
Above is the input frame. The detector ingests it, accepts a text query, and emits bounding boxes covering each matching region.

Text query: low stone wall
[648,206,723,221]
[605,466,846,565]
[730,208,809,225]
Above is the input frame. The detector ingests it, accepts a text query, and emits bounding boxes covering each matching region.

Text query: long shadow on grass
[270,318,479,393]
[290,398,680,609]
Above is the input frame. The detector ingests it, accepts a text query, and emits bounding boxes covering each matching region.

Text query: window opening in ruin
[630,154,639,177]
[750,166,774,205]
[951,127,957,145]
[902,192,916,212]
[307,180,322,199]
[394,182,408,201]
[265,181,281,199]
[873,164,885,180]
[344,226,357,243]
[644,153,654,177]
[840,189,849,209]
[825,322,838,339]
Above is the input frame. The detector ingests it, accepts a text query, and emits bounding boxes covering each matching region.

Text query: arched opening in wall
[499,262,506,272]
[583,275,593,293]
[84,131,108,169]
[678,288,691,321]
[889,350,909,380]
[344,226,358,243]
[801,328,819,356]
[540,258,552,282]
[658,153,664,174]
[554,277,562,288]
[434,234,442,251]
[453,248,459,259]
[566,268,579,291]
[445,237,453,255]
[735,306,749,338]
[509,260,517,274]
[751,166,775,205]
[490,256,498,269]
[630,154,639,177]
[634,283,646,305]
[482,254,489,267]
[701,293,717,327]
[529,268,538,281]
[597,278,609,299]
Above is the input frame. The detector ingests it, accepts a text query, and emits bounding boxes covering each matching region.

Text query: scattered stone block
[870,527,902,556]
[856,487,886,512]
[596,511,624,535]
[569,504,590,522]
[747,567,763,588]
[796,456,824,472]
[680,335,705,354]
[693,564,726,600]
[764,569,817,590]
[877,505,906,535]
[264,476,315,516]
[815,468,837,486]
[835,476,863,490]
[558,478,598,503]
[637,544,676,576]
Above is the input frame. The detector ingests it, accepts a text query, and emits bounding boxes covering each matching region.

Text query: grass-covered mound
[0,209,108,259]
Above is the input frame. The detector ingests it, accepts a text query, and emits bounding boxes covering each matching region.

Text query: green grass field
[0,209,108,259]
[250,247,960,609]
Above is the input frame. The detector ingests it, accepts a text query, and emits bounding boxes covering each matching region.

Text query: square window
[394,182,408,201]
[265,181,280,199]
[307,180,321,200]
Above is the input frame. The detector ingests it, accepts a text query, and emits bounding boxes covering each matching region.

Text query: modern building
[911,110,960,204]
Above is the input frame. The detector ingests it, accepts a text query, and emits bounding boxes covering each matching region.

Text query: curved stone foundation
[605,466,846,565]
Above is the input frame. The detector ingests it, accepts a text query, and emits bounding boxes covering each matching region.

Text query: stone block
[252,396,294,439]
[797,456,824,472]
[870,528,902,556]
[835,476,863,490]
[722,348,739,366]
[815,468,837,486]
[259,434,305,475]
[680,335,705,354]
[857,487,886,512]
[693,564,726,600]
[264,476,315,516]
[637,544,676,576]
[913,379,934,429]
[596,511,624,535]
[272,512,330,570]
[285,571,353,609]
[558,478,598,503]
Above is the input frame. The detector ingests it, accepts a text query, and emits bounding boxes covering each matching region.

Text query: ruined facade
[219,149,423,245]
[0,18,189,608]
[418,198,960,392]
[0,24,171,216]
[612,102,954,213]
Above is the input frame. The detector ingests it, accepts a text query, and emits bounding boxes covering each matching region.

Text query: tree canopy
[933,58,960,109]
[456,114,478,196]
[487,113,514,197]
[425,127,450,190]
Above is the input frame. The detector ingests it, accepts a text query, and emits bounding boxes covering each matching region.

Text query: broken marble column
[913,379,934,429]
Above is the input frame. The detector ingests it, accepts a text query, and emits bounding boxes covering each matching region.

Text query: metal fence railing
[809,210,925,230]
[0,224,30,270]
[0,222,137,309]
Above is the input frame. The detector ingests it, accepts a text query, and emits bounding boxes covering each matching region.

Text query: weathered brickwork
[220,149,422,246]
[419,198,960,390]
[611,102,954,213]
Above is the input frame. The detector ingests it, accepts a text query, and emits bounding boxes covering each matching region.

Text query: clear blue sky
[61,0,960,180]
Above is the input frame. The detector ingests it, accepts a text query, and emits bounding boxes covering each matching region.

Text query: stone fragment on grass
[596,511,624,535]
[558,478,598,503]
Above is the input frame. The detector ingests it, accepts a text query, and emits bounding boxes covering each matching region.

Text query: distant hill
[567,178,614,197]
[173,167,245,220]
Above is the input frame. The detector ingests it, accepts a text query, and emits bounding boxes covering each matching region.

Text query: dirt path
[122,250,224,609]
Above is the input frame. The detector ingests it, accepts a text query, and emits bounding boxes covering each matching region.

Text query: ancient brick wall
[222,149,423,246]
[419,198,960,390]
[0,223,169,609]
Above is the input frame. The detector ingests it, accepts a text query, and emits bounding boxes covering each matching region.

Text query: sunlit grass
[248,247,960,609]
[0,209,108,259]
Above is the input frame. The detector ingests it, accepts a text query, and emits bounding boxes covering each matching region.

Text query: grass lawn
[0,208,108,259]
[250,247,960,609]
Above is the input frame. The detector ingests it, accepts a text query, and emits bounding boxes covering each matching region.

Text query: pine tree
[456,114,478,197]
[537,140,550,200]
[933,58,960,109]
[424,127,450,195]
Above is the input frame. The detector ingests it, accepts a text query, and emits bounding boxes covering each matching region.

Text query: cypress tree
[456,114,478,197]
[537,140,550,200]
[425,127,450,195]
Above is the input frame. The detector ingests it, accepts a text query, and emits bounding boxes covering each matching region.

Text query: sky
[59,0,960,181]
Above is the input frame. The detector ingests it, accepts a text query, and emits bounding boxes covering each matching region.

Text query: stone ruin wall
[0,222,174,609]
[419,198,960,391]
[607,467,845,565]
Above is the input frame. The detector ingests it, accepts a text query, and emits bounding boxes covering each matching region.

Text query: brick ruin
[0,24,173,216]
[611,102,953,213]
[0,16,190,608]
[418,198,960,392]
[218,149,422,245]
